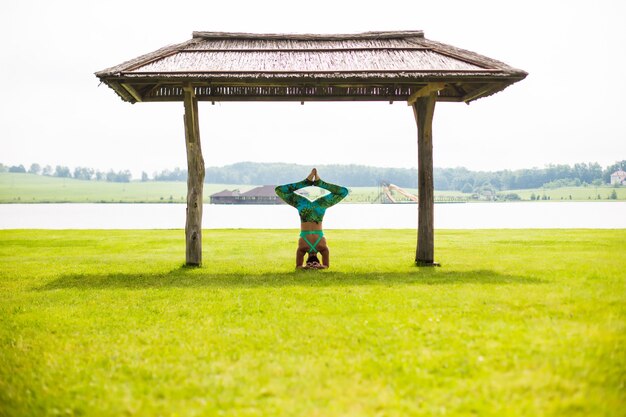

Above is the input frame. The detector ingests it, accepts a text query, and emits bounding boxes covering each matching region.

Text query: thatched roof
[96,31,526,104]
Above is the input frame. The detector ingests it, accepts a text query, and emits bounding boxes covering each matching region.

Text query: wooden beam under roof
[120,83,143,102]
[462,83,502,103]
[407,83,446,105]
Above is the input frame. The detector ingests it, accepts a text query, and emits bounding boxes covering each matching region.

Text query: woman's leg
[296,238,309,267]
[317,238,330,268]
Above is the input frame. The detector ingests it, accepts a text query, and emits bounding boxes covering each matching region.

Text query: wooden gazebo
[96,30,526,266]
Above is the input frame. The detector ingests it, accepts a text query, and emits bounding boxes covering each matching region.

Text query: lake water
[1,202,625,229]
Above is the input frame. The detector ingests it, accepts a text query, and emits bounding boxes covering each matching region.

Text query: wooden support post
[183,85,205,266]
[412,92,439,266]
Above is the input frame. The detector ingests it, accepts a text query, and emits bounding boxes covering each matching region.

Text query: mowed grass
[0,229,624,417]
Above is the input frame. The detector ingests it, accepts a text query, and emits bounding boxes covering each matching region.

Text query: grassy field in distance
[0,173,255,203]
[1,173,624,203]
[502,185,626,201]
[0,173,452,203]
[1,229,624,416]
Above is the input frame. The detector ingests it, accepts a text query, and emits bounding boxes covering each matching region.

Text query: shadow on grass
[38,267,545,291]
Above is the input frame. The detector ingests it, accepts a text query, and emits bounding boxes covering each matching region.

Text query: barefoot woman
[275,169,348,269]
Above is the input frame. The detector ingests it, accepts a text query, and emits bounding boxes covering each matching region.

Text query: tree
[461,183,473,194]
[141,171,149,182]
[588,162,603,182]
[106,170,131,183]
[0,163,7,173]
[118,170,132,182]
[54,165,71,178]
[73,167,94,181]
[42,165,53,176]
[8,165,26,173]
[154,167,187,182]
[503,193,521,201]
[609,190,618,200]
[28,163,41,175]
[603,160,626,183]
[433,174,449,190]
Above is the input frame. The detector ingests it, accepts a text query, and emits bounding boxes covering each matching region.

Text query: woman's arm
[315,179,349,208]
[275,179,311,208]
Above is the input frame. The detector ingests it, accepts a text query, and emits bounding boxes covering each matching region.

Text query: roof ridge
[191,31,424,41]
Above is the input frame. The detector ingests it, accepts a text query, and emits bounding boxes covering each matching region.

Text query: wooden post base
[415,261,441,267]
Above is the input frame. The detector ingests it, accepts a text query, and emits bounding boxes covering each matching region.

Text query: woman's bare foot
[306,168,316,182]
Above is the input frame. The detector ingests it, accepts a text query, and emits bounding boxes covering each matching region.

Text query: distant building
[209,185,285,205]
[209,189,240,204]
[238,185,285,204]
[610,170,626,185]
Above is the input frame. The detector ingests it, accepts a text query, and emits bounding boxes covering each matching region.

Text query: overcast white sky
[1,0,625,176]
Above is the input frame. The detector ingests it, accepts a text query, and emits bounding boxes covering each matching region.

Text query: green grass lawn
[1,229,625,417]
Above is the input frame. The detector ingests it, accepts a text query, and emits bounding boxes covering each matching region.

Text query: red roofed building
[209,189,240,204]
[610,170,626,185]
[210,186,285,204]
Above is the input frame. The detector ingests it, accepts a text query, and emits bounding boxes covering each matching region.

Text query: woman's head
[306,253,321,266]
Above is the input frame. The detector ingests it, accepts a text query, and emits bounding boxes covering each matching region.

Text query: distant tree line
[150,162,420,186]
[433,162,616,193]
[0,163,131,183]
[153,160,626,192]
[2,160,625,191]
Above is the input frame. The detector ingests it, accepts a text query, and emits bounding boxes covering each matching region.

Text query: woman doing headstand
[275,168,348,269]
